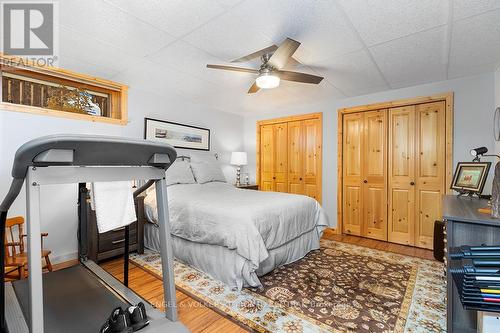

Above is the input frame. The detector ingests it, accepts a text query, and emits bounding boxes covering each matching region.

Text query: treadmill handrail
[0,134,176,212]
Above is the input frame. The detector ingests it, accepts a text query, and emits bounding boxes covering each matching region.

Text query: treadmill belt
[12,265,128,333]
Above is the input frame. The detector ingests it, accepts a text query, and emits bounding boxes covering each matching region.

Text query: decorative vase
[491,162,500,218]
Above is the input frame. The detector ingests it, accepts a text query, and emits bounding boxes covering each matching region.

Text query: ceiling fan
[206,38,324,94]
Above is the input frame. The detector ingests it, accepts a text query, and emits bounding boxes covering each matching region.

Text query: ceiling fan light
[256,73,280,89]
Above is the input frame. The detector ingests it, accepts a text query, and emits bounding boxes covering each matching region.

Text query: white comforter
[144,182,330,270]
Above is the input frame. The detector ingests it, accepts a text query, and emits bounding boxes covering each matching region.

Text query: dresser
[82,195,144,262]
[443,196,500,332]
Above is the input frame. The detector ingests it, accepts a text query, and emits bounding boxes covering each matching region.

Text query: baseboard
[51,251,78,265]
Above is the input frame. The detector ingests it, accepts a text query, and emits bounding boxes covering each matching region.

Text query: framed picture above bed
[144,117,210,151]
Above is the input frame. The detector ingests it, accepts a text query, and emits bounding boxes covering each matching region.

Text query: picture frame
[144,117,210,151]
[451,162,491,194]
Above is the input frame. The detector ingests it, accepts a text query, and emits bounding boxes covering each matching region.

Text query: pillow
[190,161,226,184]
[166,160,196,186]
[190,153,217,163]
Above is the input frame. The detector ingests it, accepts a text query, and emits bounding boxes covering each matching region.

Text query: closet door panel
[363,110,387,240]
[288,120,304,195]
[415,101,446,249]
[388,106,415,245]
[304,118,321,201]
[260,125,274,191]
[274,123,288,193]
[344,185,362,235]
[343,113,363,236]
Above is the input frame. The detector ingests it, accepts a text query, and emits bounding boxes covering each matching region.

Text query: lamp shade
[230,152,247,166]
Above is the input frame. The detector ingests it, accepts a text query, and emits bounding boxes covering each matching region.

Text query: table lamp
[230,152,247,186]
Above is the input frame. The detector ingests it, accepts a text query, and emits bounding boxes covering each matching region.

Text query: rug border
[130,240,439,333]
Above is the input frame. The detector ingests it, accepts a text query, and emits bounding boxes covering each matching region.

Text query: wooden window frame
[336,92,454,235]
[0,54,128,125]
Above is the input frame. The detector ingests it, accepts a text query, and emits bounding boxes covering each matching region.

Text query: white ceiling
[56,0,500,114]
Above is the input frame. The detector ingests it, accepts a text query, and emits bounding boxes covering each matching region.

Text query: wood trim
[317,113,323,204]
[0,102,126,125]
[0,54,128,125]
[338,93,453,114]
[256,112,322,201]
[256,112,323,126]
[337,92,454,235]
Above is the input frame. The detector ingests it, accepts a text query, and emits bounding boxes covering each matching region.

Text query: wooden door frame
[256,112,323,202]
[336,92,454,235]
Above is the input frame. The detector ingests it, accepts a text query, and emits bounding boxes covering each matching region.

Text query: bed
[140,180,330,290]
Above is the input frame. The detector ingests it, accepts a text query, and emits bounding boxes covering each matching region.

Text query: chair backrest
[4,216,24,258]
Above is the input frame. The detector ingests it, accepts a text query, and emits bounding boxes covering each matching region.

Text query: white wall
[244,73,496,228]
[0,87,244,263]
[495,66,500,154]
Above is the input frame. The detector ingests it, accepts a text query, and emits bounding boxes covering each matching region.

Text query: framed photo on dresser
[451,162,491,194]
[144,117,210,151]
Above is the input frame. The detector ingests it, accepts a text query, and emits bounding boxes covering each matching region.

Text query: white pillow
[190,153,217,163]
[166,160,196,186]
[190,161,226,184]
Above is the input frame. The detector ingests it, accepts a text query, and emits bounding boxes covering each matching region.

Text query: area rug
[129,240,446,333]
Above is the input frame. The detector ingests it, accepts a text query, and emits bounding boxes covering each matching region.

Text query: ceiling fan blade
[231,45,278,63]
[267,38,301,70]
[276,70,324,84]
[248,81,260,94]
[206,64,259,74]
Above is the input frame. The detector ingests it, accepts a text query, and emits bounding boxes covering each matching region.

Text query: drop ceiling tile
[226,0,364,64]
[59,26,140,78]
[59,0,174,57]
[337,0,449,46]
[453,0,500,21]
[147,40,255,91]
[182,9,274,62]
[449,9,500,74]
[105,0,228,38]
[114,60,224,103]
[370,26,447,87]
[312,49,389,96]
[57,56,120,79]
[448,61,498,79]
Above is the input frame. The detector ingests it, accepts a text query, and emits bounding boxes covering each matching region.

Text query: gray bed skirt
[144,222,323,290]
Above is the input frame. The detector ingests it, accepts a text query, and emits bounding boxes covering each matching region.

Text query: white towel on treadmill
[91,181,137,233]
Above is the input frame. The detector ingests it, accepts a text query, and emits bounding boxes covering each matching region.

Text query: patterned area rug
[129,240,446,333]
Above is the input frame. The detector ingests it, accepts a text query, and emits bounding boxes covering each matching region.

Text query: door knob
[363,180,368,183]
[410,181,415,185]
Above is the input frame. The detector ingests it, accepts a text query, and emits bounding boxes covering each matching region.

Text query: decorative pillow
[166,160,196,186]
[190,161,226,184]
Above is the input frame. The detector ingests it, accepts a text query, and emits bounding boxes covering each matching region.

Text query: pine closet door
[258,113,322,201]
[260,124,275,191]
[273,123,288,193]
[362,110,387,241]
[388,106,416,245]
[288,120,304,195]
[303,118,322,202]
[415,101,446,249]
[342,113,364,236]
[387,102,446,249]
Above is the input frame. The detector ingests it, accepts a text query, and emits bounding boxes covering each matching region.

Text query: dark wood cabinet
[84,197,144,262]
[443,196,500,332]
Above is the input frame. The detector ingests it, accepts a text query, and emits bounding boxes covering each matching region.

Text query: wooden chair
[4,216,52,280]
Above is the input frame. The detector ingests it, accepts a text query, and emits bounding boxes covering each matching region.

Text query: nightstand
[236,184,259,190]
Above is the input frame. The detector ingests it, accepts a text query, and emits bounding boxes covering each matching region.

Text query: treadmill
[0,135,189,333]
